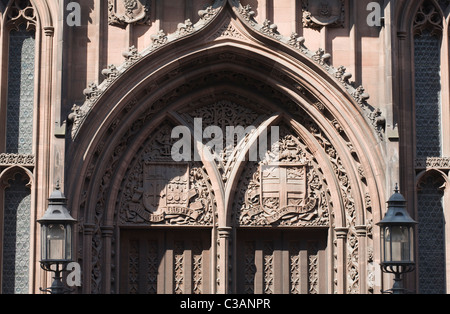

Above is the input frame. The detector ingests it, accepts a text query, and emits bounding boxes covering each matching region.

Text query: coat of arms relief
[119,102,330,228]
[302,0,345,30]
[108,0,151,26]
[236,132,330,227]
[119,123,215,226]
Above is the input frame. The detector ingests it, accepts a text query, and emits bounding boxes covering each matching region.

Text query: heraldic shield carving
[130,162,203,223]
[108,0,151,26]
[261,163,317,224]
[236,132,330,227]
[143,163,190,213]
[261,163,308,223]
[302,0,345,29]
[119,122,214,226]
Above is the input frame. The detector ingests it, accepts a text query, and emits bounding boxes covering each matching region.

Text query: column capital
[355,225,367,237]
[397,31,407,40]
[82,223,96,235]
[43,26,55,37]
[335,227,348,239]
[218,227,232,239]
[101,225,114,237]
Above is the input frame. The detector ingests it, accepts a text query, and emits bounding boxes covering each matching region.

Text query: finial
[56,180,61,190]
[394,183,399,193]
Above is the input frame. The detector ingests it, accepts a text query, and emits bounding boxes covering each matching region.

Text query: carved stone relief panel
[108,0,151,26]
[234,125,331,227]
[180,99,268,181]
[183,100,261,163]
[302,0,345,30]
[118,122,215,226]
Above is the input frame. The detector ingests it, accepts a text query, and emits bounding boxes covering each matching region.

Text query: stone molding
[69,0,384,142]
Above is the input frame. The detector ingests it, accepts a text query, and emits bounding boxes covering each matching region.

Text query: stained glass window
[417,175,446,294]
[414,30,442,158]
[2,173,31,294]
[6,24,35,154]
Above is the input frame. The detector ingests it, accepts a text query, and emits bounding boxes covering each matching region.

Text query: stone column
[37,26,55,294]
[82,223,95,294]
[217,226,232,294]
[356,225,367,293]
[101,225,114,294]
[335,227,348,294]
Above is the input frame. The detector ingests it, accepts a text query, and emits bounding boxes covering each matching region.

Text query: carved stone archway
[66,0,386,294]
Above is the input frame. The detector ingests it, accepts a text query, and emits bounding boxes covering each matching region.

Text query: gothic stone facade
[0,0,449,294]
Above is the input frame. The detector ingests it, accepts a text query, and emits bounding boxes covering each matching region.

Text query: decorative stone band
[0,153,35,167]
[415,157,450,169]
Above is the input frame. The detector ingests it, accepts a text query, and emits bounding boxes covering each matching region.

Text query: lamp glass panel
[40,224,47,261]
[409,226,414,262]
[384,226,391,262]
[65,224,72,261]
[46,224,65,261]
[391,226,410,262]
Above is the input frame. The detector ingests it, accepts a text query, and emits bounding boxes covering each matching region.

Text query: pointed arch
[0,165,34,294]
[415,169,449,293]
[395,0,450,294]
[65,2,386,294]
[0,0,59,294]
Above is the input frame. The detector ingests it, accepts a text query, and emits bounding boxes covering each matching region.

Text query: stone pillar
[82,223,95,294]
[101,225,114,294]
[217,226,232,294]
[356,225,367,293]
[335,227,348,294]
[37,26,55,294]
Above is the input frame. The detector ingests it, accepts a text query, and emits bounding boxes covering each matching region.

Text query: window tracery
[0,0,35,294]
[1,171,31,294]
[413,0,448,294]
[414,0,442,158]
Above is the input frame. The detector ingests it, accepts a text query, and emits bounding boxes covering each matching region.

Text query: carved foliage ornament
[108,0,151,26]
[302,0,345,30]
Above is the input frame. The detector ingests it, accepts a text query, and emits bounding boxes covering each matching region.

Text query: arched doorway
[65,1,385,294]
